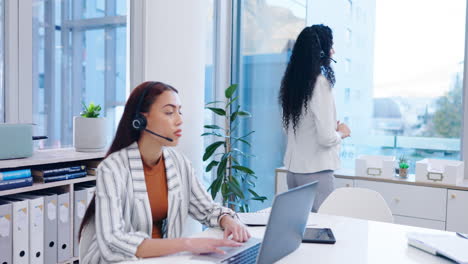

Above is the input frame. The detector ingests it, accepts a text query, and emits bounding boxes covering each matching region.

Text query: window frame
[4,0,129,148]
[4,0,32,124]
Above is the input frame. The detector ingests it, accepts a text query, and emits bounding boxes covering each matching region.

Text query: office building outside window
[0,0,4,123]
[32,0,127,149]
[308,0,466,172]
[232,0,307,209]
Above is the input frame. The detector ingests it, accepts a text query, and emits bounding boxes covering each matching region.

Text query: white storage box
[355,155,396,178]
[415,159,464,185]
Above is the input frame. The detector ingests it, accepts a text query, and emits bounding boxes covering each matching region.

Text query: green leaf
[251,196,267,202]
[225,84,238,99]
[246,179,256,187]
[207,107,226,116]
[205,100,224,105]
[248,189,267,202]
[216,156,228,180]
[226,96,239,108]
[230,105,241,123]
[240,131,255,139]
[237,111,251,117]
[221,182,229,198]
[201,132,224,137]
[232,165,255,175]
[205,160,219,172]
[207,177,222,200]
[227,181,245,199]
[248,189,261,197]
[231,157,240,165]
[204,125,223,130]
[235,138,251,147]
[231,148,254,158]
[203,141,224,161]
[80,101,102,118]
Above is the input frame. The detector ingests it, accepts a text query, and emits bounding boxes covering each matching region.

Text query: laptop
[193,181,317,264]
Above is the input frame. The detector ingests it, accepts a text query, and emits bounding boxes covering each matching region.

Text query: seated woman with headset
[79,82,250,263]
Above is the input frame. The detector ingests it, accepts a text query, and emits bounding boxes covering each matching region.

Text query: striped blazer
[81,142,236,263]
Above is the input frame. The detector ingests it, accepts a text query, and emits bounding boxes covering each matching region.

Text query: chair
[79,216,95,261]
[318,187,394,223]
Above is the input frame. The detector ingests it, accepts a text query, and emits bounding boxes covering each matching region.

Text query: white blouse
[283,74,342,173]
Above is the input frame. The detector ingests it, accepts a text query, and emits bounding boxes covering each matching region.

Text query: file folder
[57,191,71,262]
[17,194,45,264]
[73,187,88,257]
[32,191,57,264]
[0,197,29,264]
[0,200,13,264]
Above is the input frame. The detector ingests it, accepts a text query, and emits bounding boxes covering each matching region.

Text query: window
[345,88,351,102]
[309,0,466,172]
[32,0,127,149]
[232,0,307,209]
[346,28,352,46]
[0,0,4,123]
[345,58,351,73]
[346,0,353,18]
[203,0,216,186]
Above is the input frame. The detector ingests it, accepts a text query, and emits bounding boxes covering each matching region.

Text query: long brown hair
[79,81,178,241]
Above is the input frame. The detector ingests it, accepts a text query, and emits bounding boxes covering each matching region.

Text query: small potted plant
[73,102,107,152]
[398,155,409,178]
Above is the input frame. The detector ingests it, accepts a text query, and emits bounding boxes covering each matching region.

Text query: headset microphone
[330,57,337,63]
[143,128,174,142]
[132,82,174,142]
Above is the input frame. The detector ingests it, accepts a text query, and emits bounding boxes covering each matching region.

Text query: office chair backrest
[318,187,394,223]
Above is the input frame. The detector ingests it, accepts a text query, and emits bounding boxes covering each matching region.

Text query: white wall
[142,0,209,235]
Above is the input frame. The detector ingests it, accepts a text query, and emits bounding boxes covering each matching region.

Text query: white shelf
[0,148,106,170]
[0,176,97,196]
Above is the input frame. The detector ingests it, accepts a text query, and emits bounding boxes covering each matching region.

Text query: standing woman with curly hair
[278,24,351,212]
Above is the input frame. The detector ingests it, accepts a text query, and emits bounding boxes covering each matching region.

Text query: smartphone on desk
[302,228,336,244]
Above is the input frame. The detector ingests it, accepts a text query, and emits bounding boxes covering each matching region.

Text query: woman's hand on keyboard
[183,238,242,255]
[220,216,251,242]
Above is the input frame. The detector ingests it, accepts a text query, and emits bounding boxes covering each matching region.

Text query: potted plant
[398,155,409,178]
[73,102,107,152]
[202,84,267,212]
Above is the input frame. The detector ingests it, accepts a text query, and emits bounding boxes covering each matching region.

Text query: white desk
[121,213,455,264]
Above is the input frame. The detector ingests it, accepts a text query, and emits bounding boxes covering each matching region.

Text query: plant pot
[73,116,107,152]
[399,168,408,178]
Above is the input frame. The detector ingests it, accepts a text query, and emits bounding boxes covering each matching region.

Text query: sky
[373,0,466,98]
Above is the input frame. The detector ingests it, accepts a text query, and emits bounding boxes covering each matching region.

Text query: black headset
[132,82,153,131]
[314,33,326,59]
[132,82,173,142]
[314,32,337,63]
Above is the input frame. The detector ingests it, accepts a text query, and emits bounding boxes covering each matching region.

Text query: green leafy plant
[202,84,267,212]
[398,155,409,169]
[80,102,102,118]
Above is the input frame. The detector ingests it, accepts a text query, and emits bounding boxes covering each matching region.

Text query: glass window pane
[0,0,4,123]
[203,0,215,186]
[309,0,466,173]
[80,0,105,19]
[32,0,127,149]
[233,0,307,209]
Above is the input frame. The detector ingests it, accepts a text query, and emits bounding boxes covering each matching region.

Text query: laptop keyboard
[221,242,261,264]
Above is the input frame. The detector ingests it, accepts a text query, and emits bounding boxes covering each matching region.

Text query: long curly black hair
[279,24,335,133]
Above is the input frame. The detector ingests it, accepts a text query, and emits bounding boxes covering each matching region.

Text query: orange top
[143,156,168,238]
